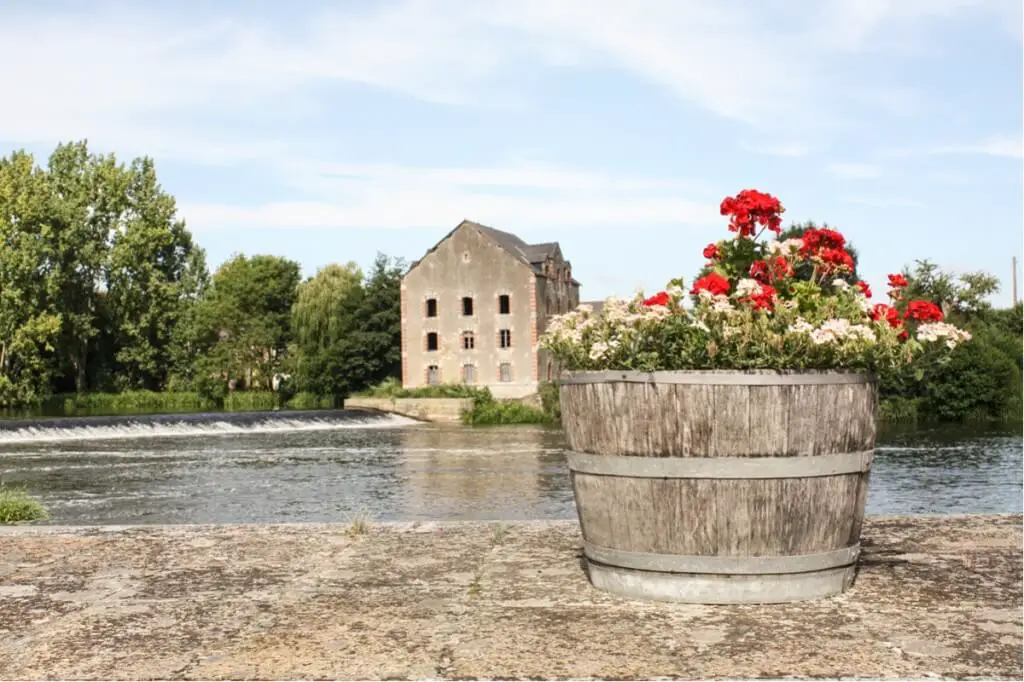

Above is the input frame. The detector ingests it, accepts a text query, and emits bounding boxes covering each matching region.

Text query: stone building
[401,220,580,398]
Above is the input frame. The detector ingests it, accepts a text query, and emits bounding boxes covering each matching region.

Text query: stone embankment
[0,514,1020,680]
[344,396,472,424]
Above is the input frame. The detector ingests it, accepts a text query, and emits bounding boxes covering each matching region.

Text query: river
[0,410,1020,524]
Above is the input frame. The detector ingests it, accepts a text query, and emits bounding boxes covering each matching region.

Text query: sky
[1,0,1022,306]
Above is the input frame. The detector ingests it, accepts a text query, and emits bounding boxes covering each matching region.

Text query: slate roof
[407,220,577,283]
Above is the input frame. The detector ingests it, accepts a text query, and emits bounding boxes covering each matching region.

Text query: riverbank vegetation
[1,141,1019,426]
[0,484,49,525]
[356,378,556,425]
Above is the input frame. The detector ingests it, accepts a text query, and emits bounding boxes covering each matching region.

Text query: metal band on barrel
[567,451,873,479]
[584,542,860,575]
[559,370,870,386]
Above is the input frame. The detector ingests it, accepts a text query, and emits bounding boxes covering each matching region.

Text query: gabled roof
[406,220,574,280]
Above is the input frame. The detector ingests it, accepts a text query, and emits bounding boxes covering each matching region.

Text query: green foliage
[463,397,549,425]
[293,254,405,400]
[0,484,49,524]
[875,263,1022,424]
[538,380,562,424]
[284,392,337,410]
[0,142,208,407]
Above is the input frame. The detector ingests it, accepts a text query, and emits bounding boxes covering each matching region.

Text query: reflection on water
[0,412,1019,525]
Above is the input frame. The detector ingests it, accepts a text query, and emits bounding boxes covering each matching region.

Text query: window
[498,294,510,315]
[462,296,474,316]
[462,331,475,350]
[426,332,438,351]
[427,365,440,385]
[425,298,438,317]
[462,364,476,384]
[499,363,512,382]
[499,329,512,349]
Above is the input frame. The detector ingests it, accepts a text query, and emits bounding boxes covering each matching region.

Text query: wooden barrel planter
[559,370,877,604]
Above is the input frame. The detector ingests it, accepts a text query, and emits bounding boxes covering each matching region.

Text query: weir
[0,409,417,445]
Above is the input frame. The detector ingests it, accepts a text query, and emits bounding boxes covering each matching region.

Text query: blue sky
[2,0,1022,305]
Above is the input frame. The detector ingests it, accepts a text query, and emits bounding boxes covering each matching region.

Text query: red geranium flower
[888,274,909,289]
[856,281,872,298]
[720,189,784,237]
[691,272,730,297]
[703,243,719,260]
[800,228,846,256]
[771,256,794,280]
[870,303,902,329]
[642,291,671,307]
[749,259,770,283]
[819,247,854,273]
[749,284,776,311]
[905,300,944,322]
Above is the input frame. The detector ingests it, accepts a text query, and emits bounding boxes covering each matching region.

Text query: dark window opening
[462,296,474,316]
[499,294,510,315]
[426,332,438,351]
[462,331,475,350]
[499,329,511,349]
[425,298,437,317]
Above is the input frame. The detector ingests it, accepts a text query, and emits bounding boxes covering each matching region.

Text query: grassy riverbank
[0,484,48,524]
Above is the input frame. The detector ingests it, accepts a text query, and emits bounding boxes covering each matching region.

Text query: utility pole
[1013,256,1019,307]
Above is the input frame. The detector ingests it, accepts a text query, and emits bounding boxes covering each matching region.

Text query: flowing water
[0,410,1020,525]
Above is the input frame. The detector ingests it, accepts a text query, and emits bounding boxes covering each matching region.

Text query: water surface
[0,411,1019,524]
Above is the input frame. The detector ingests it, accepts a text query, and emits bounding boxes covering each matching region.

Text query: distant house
[401,220,580,398]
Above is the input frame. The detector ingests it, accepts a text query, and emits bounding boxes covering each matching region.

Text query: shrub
[541,189,970,374]
[0,484,49,524]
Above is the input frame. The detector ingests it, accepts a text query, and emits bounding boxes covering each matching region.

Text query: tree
[104,157,207,390]
[190,254,301,392]
[45,141,129,392]
[900,259,1000,322]
[292,262,363,348]
[0,151,62,406]
[292,254,404,399]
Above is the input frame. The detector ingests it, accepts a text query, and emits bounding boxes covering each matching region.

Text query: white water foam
[0,414,418,445]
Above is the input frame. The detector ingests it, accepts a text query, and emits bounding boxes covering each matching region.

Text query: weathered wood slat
[559,369,877,604]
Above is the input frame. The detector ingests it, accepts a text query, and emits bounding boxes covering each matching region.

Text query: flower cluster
[720,189,784,237]
[540,189,972,373]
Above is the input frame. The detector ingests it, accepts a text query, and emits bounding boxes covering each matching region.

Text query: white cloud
[179,163,720,231]
[880,136,1024,160]
[827,162,884,179]
[929,137,1023,159]
[0,0,1012,164]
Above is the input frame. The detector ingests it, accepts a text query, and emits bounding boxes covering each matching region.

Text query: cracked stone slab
[0,515,1020,680]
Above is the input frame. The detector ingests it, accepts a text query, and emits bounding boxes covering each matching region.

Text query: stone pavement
[0,514,1020,680]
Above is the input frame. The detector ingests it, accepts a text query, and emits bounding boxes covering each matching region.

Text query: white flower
[734,278,761,297]
[916,322,972,348]
[693,319,710,333]
[589,342,610,360]
[788,318,814,334]
[576,304,593,314]
[857,297,873,312]
[832,278,850,292]
[697,289,715,302]
[768,238,804,255]
[711,295,734,313]
[666,285,684,299]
